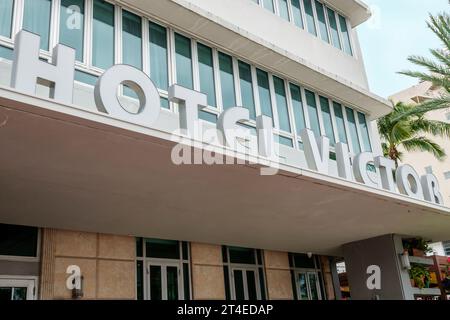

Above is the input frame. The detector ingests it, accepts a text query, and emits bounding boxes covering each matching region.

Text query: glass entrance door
[231,267,261,300]
[147,262,182,300]
[0,278,35,300]
[295,271,322,300]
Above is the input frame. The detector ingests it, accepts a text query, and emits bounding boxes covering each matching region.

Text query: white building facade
[0,0,449,301]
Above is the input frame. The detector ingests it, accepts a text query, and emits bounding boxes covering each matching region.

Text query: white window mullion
[142,18,149,75]
[268,73,280,132]
[83,0,93,67]
[168,28,176,112]
[341,104,354,156]
[314,92,325,136]
[329,98,340,144]
[50,0,61,53]
[310,0,321,39]
[115,5,122,65]
[353,109,365,152]
[334,10,344,52]
[251,66,262,118]
[300,86,311,132]
[285,81,299,149]
[12,0,25,38]
[191,39,200,92]
[232,56,241,108]
[213,48,223,112]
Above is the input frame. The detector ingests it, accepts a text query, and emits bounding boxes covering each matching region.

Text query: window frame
[0,227,41,263]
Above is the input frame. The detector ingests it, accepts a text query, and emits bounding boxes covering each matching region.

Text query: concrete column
[343,234,411,300]
[39,228,57,300]
[190,243,225,300]
[264,250,293,300]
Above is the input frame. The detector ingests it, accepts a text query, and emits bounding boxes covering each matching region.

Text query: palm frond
[402,136,447,161]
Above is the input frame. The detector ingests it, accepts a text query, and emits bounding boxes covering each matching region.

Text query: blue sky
[357,0,449,99]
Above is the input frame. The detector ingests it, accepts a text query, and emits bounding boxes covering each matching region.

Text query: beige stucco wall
[391,84,450,207]
[263,250,293,300]
[190,243,226,300]
[40,229,136,300]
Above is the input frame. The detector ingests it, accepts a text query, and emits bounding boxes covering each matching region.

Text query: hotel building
[0,0,449,301]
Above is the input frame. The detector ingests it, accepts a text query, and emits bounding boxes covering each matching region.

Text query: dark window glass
[74,70,98,86]
[345,107,361,153]
[175,33,193,89]
[229,247,256,264]
[198,43,216,107]
[0,224,38,257]
[223,266,231,300]
[136,237,143,257]
[315,1,329,43]
[233,270,245,300]
[273,76,291,132]
[319,96,336,146]
[145,239,180,259]
[0,45,13,60]
[136,261,143,300]
[305,90,321,138]
[256,250,262,265]
[246,270,257,300]
[92,0,115,69]
[199,110,217,124]
[166,266,179,300]
[357,112,372,152]
[122,10,142,69]
[256,69,273,119]
[150,265,162,300]
[290,0,304,28]
[333,102,347,144]
[222,246,228,263]
[293,253,315,268]
[238,61,256,120]
[290,270,298,300]
[303,0,317,35]
[258,267,266,300]
[219,52,236,110]
[290,84,306,135]
[183,263,190,300]
[182,242,189,260]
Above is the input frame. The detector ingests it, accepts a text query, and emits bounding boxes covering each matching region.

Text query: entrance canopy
[0,87,449,256]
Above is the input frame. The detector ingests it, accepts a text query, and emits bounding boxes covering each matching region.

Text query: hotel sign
[7,31,444,205]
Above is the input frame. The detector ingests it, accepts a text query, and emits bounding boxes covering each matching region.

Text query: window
[273,76,291,132]
[223,246,266,300]
[345,107,361,153]
[424,166,433,174]
[0,0,14,38]
[327,8,341,50]
[175,33,193,89]
[0,279,36,301]
[197,43,216,107]
[262,0,275,13]
[218,52,236,110]
[289,253,324,300]
[290,84,306,135]
[23,0,52,51]
[0,45,13,60]
[0,224,38,258]
[338,15,353,55]
[333,102,347,144]
[319,96,335,146]
[59,0,85,62]
[278,0,290,21]
[92,0,115,69]
[303,0,317,36]
[256,69,273,119]
[122,10,142,69]
[305,90,321,138]
[238,61,256,120]
[290,0,304,28]
[357,112,372,152]
[149,22,168,90]
[315,1,329,43]
[136,238,191,300]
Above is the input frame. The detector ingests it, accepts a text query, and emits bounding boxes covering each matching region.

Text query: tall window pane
[305,90,321,138]
[327,8,341,50]
[23,0,52,51]
[338,15,353,55]
[315,1,329,43]
[238,61,256,120]
[219,52,236,110]
[333,102,347,144]
[357,112,372,152]
[60,0,85,62]
[0,0,14,38]
[122,10,142,69]
[262,0,274,13]
[256,69,273,119]
[93,0,115,69]
[303,0,317,36]
[290,84,306,135]
[345,107,361,153]
[319,96,335,145]
[290,0,304,28]
[149,22,168,90]
[278,0,290,21]
[198,43,216,107]
[273,76,291,132]
[175,33,193,89]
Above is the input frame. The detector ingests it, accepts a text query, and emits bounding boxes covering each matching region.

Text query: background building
[0,0,449,300]
[391,81,450,258]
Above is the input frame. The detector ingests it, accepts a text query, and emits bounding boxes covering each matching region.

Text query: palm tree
[377,12,450,167]
[378,102,450,168]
